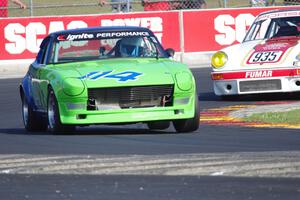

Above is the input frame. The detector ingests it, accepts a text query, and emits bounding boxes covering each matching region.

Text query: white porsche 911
[211,9,300,97]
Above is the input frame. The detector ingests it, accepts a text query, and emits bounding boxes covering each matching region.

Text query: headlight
[63,78,85,96]
[211,51,228,69]
[175,72,193,91]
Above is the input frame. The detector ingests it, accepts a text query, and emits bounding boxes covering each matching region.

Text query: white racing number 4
[79,71,143,82]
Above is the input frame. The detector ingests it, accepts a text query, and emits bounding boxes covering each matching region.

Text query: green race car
[20,26,199,133]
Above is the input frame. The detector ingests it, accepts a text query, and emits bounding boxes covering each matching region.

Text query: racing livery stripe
[211,68,300,80]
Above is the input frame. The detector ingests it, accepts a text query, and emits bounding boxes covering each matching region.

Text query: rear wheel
[21,93,47,132]
[147,121,170,130]
[47,88,75,133]
[173,97,200,133]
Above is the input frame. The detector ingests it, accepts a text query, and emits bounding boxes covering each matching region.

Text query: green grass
[244,109,300,125]
[7,0,286,17]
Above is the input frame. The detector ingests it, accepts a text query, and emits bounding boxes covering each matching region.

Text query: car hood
[56,58,175,88]
[218,36,300,71]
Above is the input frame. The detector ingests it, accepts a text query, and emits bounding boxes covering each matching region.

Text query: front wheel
[47,88,75,133]
[173,97,200,133]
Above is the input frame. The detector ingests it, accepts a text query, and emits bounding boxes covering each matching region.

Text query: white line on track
[0,151,299,177]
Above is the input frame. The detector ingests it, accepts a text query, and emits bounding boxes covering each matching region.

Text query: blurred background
[1,0,300,18]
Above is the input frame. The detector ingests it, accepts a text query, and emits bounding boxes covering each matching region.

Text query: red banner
[1,6,300,61]
[0,11,180,60]
[183,6,300,53]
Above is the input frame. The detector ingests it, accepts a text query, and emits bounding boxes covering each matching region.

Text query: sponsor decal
[245,70,272,78]
[256,11,300,22]
[59,31,150,41]
[211,68,299,80]
[96,31,149,38]
[66,33,94,40]
[79,70,143,82]
[260,43,290,51]
[57,35,66,41]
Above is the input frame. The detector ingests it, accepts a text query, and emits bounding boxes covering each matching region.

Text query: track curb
[200,102,300,129]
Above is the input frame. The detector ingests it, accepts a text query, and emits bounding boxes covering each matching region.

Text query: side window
[36,37,50,65]
[41,45,48,64]
[36,49,44,64]
[265,21,278,39]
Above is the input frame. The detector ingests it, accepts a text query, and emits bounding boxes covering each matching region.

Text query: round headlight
[63,78,85,96]
[175,72,193,91]
[211,51,228,69]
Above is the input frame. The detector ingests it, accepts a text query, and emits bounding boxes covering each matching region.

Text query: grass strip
[243,109,300,125]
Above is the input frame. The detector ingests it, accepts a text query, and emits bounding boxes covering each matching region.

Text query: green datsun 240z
[20,26,199,133]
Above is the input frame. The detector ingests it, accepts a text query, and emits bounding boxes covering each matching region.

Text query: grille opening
[77,114,87,119]
[87,98,96,110]
[87,85,174,110]
[239,79,281,92]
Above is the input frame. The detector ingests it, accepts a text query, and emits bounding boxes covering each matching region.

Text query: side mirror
[165,48,175,58]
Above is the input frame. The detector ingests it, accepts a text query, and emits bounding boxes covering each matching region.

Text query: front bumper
[211,68,300,96]
[58,95,196,125]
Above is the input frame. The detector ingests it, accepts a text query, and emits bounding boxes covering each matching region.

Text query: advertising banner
[0,11,180,60]
[183,6,300,53]
[1,6,300,62]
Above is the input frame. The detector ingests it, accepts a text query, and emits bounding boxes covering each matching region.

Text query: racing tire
[147,121,170,130]
[47,88,76,134]
[173,97,200,133]
[21,92,47,132]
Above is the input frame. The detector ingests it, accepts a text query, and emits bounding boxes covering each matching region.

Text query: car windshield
[244,15,300,42]
[49,34,166,64]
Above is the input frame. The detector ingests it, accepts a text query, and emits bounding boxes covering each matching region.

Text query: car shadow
[0,126,177,136]
[198,92,220,101]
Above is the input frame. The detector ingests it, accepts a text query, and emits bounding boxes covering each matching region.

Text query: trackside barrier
[0,6,299,75]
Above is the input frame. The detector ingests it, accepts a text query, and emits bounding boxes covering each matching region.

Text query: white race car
[211,9,300,97]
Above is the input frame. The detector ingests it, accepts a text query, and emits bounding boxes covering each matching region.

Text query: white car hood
[216,37,300,72]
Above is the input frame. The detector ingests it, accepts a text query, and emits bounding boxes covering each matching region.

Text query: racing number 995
[249,51,282,64]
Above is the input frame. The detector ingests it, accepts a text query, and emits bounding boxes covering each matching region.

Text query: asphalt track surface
[1,68,300,199]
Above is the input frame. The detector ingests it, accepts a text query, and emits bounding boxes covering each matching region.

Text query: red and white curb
[200,102,300,129]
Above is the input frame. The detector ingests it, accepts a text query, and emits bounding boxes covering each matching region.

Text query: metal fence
[1,0,298,17]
